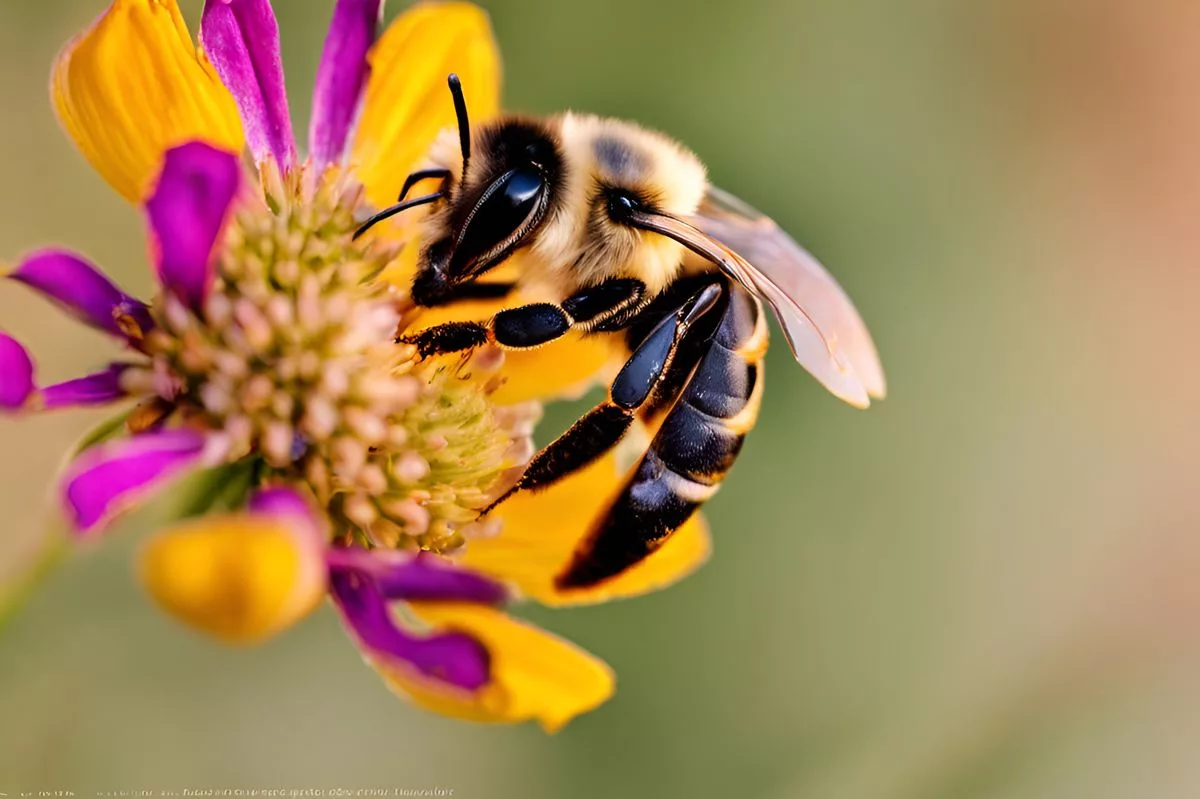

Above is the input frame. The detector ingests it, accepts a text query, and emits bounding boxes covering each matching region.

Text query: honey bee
[357,76,886,589]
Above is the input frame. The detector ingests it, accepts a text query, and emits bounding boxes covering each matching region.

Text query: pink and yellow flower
[0,0,710,732]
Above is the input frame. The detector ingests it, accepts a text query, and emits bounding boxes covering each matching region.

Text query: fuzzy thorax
[124,165,535,552]
[527,113,704,295]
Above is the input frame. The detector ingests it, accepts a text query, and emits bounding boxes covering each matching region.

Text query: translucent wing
[690,186,886,406]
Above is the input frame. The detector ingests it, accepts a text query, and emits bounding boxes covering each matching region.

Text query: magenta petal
[309,0,382,167]
[247,485,325,540]
[146,143,241,311]
[0,333,35,411]
[9,250,151,341]
[326,548,508,605]
[201,0,296,169]
[42,364,129,411]
[60,428,210,536]
[330,566,490,691]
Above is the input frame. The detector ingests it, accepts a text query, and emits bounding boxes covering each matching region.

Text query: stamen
[117,164,535,552]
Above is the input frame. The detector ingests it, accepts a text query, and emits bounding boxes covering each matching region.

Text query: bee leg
[399,321,491,359]
[398,304,572,359]
[400,278,646,358]
[557,284,765,589]
[480,283,724,515]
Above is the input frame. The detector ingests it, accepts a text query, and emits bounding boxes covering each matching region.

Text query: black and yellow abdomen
[557,280,766,589]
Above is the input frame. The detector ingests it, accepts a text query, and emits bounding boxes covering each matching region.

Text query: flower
[1,0,712,731]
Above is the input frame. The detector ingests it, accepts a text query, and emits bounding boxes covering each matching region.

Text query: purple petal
[0,333,35,411]
[326,548,508,605]
[330,566,490,691]
[42,364,129,411]
[146,143,241,311]
[9,250,151,341]
[201,0,297,169]
[309,0,382,167]
[60,428,211,536]
[247,485,325,541]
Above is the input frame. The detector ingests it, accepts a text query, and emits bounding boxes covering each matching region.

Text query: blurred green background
[3,1,1199,797]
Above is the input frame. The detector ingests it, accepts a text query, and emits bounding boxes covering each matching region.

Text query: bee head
[412,118,563,306]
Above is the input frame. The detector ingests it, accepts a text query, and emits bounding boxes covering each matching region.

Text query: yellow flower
[52,0,245,203]
[9,0,713,732]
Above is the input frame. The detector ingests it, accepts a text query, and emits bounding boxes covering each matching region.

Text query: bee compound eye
[492,167,544,222]
[452,167,545,273]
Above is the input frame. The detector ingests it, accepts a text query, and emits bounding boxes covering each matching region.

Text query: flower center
[125,164,532,553]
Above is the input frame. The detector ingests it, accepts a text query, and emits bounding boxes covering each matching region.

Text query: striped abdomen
[556,282,766,589]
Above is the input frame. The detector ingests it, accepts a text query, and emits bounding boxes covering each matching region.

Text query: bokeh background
[3,1,1199,797]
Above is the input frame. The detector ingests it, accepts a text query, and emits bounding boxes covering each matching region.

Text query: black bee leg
[400,278,646,357]
[398,303,570,358]
[557,282,767,589]
[480,283,724,515]
[400,321,491,358]
[397,168,452,202]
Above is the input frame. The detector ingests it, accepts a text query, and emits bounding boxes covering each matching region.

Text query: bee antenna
[448,73,472,175]
[353,192,444,240]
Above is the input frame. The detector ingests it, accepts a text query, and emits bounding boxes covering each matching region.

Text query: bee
[356,76,886,589]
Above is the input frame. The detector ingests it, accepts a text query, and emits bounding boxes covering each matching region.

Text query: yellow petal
[52,0,245,202]
[351,2,501,206]
[461,454,712,606]
[491,338,615,405]
[138,514,325,643]
[381,603,614,732]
